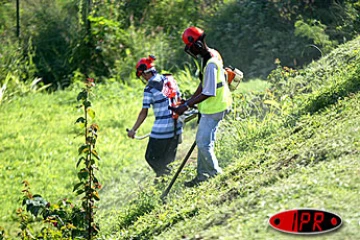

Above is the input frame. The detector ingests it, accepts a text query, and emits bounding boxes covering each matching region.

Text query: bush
[204,0,360,78]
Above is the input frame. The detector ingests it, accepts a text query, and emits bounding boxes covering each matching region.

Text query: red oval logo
[269,209,342,235]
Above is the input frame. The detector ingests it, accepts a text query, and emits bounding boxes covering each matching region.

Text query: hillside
[101,37,360,239]
[0,35,359,240]
[114,92,360,239]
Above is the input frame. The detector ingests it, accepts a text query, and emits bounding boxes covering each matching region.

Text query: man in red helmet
[171,26,232,187]
[128,55,183,181]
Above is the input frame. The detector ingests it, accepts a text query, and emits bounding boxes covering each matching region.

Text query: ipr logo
[269,209,342,235]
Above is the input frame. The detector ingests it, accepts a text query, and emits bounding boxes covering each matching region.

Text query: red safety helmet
[182,27,206,58]
[182,26,204,46]
[135,55,156,78]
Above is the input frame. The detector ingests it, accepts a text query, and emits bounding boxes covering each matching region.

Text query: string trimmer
[126,109,198,140]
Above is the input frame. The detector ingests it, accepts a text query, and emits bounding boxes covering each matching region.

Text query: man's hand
[180,99,187,104]
[127,129,136,139]
[169,104,188,116]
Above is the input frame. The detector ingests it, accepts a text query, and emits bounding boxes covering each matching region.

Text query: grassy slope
[105,37,360,239]
[0,36,359,240]
[108,96,360,240]
[154,94,360,240]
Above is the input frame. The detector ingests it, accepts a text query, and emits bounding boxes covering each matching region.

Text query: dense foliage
[0,0,359,93]
[206,0,360,77]
[0,2,359,238]
[0,35,359,239]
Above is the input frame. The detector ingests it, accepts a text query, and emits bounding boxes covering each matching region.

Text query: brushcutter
[160,140,196,202]
[160,112,201,203]
[126,109,198,140]
[126,128,150,140]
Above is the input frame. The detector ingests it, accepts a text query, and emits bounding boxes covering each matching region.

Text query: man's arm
[127,108,148,138]
[171,85,210,115]
[186,93,209,108]
[185,83,209,107]
[172,64,217,115]
[188,83,202,100]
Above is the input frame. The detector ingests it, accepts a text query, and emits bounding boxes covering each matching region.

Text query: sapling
[74,77,102,239]
[11,78,103,240]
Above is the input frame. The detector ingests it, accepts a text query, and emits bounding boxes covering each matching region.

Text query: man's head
[135,55,157,80]
[182,26,207,58]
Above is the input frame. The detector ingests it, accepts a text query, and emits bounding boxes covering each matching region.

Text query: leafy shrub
[294,19,337,54]
[4,78,103,240]
[16,181,82,239]
[2,0,359,87]
[19,1,78,89]
[204,0,360,78]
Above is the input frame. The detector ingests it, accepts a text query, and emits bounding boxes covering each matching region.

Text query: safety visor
[184,33,205,59]
[136,65,156,78]
[184,44,198,59]
[136,70,142,78]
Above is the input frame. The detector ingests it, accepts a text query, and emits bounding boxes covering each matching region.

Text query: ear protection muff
[137,64,147,72]
[184,34,206,58]
[136,64,147,77]
[186,35,203,50]
[193,40,203,50]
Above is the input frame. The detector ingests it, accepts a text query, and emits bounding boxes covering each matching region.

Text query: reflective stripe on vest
[198,58,232,114]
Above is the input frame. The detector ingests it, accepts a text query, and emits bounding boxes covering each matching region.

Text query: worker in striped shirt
[128,55,183,180]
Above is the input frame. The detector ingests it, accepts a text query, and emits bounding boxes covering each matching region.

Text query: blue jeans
[195,113,225,181]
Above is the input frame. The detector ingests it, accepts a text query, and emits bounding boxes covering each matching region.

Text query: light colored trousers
[195,111,227,181]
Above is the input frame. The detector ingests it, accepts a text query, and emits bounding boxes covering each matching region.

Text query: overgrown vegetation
[0,0,359,239]
[207,0,360,77]
[0,35,359,239]
[1,0,359,94]
[105,35,360,240]
[0,78,102,239]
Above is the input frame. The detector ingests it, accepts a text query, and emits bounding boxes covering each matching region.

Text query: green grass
[0,36,359,239]
[106,92,360,240]
[238,78,271,94]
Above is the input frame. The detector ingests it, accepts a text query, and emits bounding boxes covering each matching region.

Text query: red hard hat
[135,55,156,77]
[182,26,204,46]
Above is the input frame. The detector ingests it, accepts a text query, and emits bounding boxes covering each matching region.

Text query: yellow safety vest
[198,58,232,114]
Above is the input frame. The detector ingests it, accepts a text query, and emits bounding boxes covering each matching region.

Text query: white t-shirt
[202,62,217,96]
[201,62,228,119]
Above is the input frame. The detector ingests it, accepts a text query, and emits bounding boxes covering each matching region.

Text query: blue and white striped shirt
[142,74,183,139]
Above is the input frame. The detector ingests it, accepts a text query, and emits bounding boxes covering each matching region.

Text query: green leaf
[78,144,90,155]
[91,149,101,160]
[93,177,99,184]
[77,169,89,180]
[76,157,86,168]
[87,108,96,119]
[73,182,84,192]
[75,117,86,128]
[77,91,87,101]
[83,100,91,108]
[75,189,85,195]
[93,191,100,201]
[75,117,86,124]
